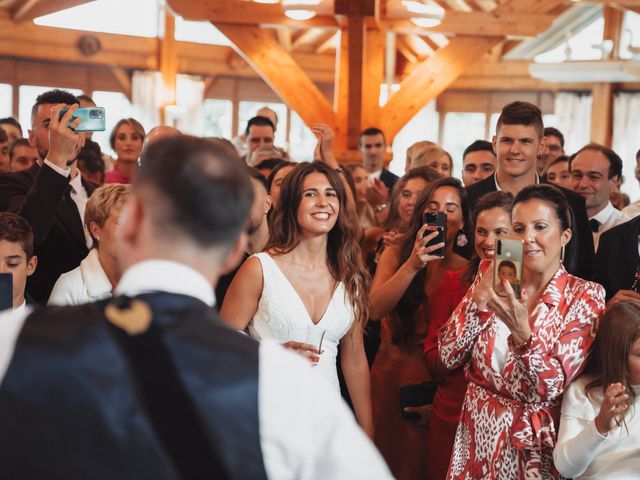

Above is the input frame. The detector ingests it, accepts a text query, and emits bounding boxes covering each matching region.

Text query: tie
[589,219,600,233]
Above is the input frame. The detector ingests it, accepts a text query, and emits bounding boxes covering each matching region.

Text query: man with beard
[0,90,96,304]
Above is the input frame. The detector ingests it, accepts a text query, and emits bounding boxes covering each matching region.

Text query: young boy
[0,212,37,312]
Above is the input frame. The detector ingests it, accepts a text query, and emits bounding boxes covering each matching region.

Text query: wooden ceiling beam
[379,36,502,139]
[167,0,338,28]
[11,0,94,23]
[382,11,554,37]
[213,24,337,129]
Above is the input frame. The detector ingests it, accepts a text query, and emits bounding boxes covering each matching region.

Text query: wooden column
[591,83,613,146]
[159,8,178,124]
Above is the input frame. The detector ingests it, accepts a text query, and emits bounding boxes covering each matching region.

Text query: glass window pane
[288,111,315,163]
[34,0,159,38]
[390,100,439,176]
[201,99,233,139]
[442,112,486,178]
[619,11,640,60]
[174,16,231,46]
[238,101,287,147]
[535,16,605,63]
[91,91,142,156]
[19,85,83,134]
[0,84,12,118]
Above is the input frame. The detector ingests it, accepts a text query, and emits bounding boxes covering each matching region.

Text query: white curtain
[175,74,205,135]
[553,92,592,155]
[612,92,640,203]
[132,70,163,132]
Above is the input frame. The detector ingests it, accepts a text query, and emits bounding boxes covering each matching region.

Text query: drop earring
[456,229,468,247]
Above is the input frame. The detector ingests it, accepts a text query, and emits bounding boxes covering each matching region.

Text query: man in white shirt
[0,135,392,479]
[0,90,96,304]
[570,143,625,251]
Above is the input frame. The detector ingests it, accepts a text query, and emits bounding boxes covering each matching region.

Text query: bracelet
[375,203,388,213]
[508,334,532,355]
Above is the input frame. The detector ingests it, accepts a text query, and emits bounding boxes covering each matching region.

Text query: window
[91,91,141,156]
[390,100,439,176]
[201,99,233,139]
[619,11,640,60]
[442,112,486,177]
[288,111,316,163]
[0,84,12,118]
[18,85,83,134]
[34,0,159,38]
[174,16,231,46]
[238,101,288,147]
[535,16,605,63]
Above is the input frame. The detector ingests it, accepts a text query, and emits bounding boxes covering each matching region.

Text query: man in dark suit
[464,101,596,280]
[360,127,398,191]
[595,215,640,303]
[0,136,391,479]
[0,90,96,304]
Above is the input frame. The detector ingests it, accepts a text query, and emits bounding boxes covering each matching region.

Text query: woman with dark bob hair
[369,177,469,479]
[221,161,373,436]
[554,301,640,479]
[440,184,606,479]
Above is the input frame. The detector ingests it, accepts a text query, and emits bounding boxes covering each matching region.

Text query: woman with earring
[104,118,145,184]
[440,184,605,479]
[369,177,469,480]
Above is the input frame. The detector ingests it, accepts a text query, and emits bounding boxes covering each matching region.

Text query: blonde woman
[48,184,129,306]
[104,118,145,184]
[405,141,453,177]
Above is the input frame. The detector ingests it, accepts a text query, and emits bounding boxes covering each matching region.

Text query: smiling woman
[440,184,606,479]
[220,161,374,437]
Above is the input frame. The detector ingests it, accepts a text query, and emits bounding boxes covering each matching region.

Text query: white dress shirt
[554,375,640,479]
[590,202,625,251]
[368,169,382,181]
[0,260,392,479]
[44,159,92,248]
[48,249,112,306]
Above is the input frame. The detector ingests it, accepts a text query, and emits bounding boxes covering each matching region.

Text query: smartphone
[423,211,447,258]
[494,239,523,299]
[58,107,106,132]
[0,273,12,311]
[399,382,438,423]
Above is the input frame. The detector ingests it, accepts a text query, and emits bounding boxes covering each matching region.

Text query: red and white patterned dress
[439,261,605,479]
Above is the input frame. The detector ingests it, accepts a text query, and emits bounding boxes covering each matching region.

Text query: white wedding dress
[249,252,355,393]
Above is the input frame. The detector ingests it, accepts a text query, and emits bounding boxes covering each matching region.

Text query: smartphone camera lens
[90,110,103,119]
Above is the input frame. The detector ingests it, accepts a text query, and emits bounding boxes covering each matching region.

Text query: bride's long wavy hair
[266,162,370,326]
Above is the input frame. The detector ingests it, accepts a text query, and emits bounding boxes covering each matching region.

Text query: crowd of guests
[0,89,639,479]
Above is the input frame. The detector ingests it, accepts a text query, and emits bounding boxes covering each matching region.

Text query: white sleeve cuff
[43,159,71,177]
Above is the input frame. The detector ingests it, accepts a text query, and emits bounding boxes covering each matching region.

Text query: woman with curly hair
[221,161,373,436]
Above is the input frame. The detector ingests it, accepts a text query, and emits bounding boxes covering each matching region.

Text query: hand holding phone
[493,239,523,299]
[423,211,447,258]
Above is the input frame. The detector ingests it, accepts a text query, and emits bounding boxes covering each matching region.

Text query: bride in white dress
[221,161,373,437]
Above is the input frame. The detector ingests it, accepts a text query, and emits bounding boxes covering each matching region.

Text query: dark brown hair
[394,177,469,346]
[266,162,370,325]
[496,101,544,139]
[0,212,34,259]
[584,301,640,427]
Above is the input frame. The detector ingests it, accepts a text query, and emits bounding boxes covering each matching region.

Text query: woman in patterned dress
[439,184,605,479]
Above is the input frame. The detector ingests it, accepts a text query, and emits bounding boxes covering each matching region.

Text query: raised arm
[219,256,263,331]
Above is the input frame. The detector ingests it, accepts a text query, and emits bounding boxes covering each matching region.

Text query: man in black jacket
[595,215,640,303]
[464,101,595,280]
[0,90,95,304]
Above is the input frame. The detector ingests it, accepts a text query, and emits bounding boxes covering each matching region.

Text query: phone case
[494,239,523,299]
[0,273,13,311]
[423,211,447,257]
[59,107,106,132]
[399,382,438,422]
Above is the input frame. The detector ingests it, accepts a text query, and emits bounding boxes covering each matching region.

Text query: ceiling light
[282,0,321,20]
[253,0,279,3]
[411,17,442,28]
[399,1,445,28]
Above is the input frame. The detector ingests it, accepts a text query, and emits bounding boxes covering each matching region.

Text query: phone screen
[423,211,446,258]
[493,239,523,299]
[0,273,13,311]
